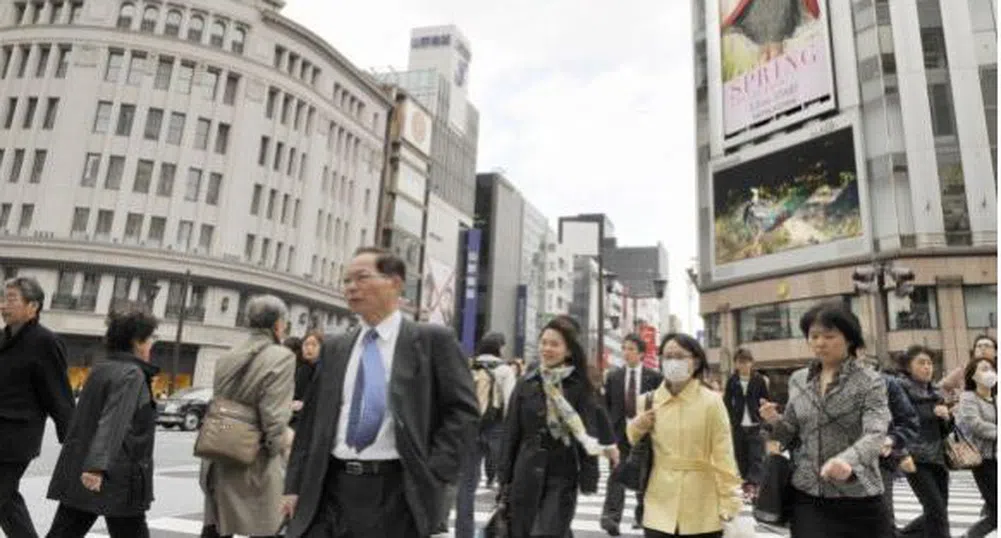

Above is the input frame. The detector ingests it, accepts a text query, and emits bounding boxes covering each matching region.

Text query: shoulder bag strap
[218,340,274,397]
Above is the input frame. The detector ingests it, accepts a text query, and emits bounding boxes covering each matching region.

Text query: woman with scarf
[497,316,617,538]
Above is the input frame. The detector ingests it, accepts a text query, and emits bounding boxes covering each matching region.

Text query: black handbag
[752,453,793,526]
[615,392,655,491]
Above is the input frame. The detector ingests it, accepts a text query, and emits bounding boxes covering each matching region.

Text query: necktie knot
[365,328,379,343]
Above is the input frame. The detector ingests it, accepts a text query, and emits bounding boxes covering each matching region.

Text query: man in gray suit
[282,247,479,538]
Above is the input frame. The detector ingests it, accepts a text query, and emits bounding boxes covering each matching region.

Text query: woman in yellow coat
[627,332,743,538]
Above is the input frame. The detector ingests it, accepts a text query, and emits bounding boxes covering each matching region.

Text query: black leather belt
[331,457,402,476]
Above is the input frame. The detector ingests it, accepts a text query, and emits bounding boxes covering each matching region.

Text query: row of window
[257,135,308,179]
[272,46,378,131]
[0,202,33,232]
[69,207,214,253]
[79,152,222,205]
[92,101,230,155]
[116,2,246,54]
[248,185,303,229]
[105,49,240,105]
[50,270,206,321]
[0,147,46,184]
[0,43,72,80]
[3,96,59,130]
[10,1,82,26]
[265,87,316,134]
[243,233,297,274]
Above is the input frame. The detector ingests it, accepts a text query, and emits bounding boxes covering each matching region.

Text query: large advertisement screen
[718,0,836,143]
[712,126,862,267]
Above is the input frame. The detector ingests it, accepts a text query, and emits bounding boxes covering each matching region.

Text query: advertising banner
[639,324,658,369]
[459,229,481,356]
[514,285,527,358]
[712,126,862,266]
[422,257,457,327]
[718,0,836,143]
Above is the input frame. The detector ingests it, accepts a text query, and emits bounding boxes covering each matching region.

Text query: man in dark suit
[723,347,770,499]
[600,334,662,536]
[0,277,75,537]
[282,247,479,538]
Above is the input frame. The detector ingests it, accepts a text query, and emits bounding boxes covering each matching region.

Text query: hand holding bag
[616,392,655,491]
[945,425,983,470]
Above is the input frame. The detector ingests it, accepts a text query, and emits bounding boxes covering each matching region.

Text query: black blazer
[0,319,75,462]
[604,366,663,445]
[284,318,478,538]
[723,372,770,427]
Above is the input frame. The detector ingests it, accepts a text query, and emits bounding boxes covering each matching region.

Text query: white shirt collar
[359,310,402,342]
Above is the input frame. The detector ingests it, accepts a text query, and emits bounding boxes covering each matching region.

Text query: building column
[936,277,970,372]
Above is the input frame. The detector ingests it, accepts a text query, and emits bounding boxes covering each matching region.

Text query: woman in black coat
[497,316,617,538]
[46,306,160,538]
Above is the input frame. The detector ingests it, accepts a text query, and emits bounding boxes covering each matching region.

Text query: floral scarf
[540,365,605,455]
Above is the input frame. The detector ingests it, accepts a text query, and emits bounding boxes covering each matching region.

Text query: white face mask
[976,370,998,389]
[661,359,691,384]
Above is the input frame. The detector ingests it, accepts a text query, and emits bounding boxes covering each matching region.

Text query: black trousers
[732,425,764,485]
[0,461,36,538]
[790,489,894,538]
[601,443,643,526]
[967,459,997,538]
[303,459,420,538]
[880,464,898,527]
[900,463,950,538]
[46,503,148,538]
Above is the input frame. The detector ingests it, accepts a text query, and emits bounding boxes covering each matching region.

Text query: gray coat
[769,359,890,498]
[200,331,295,536]
[956,390,997,460]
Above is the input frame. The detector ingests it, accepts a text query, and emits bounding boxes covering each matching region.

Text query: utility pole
[170,269,191,394]
[852,262,914,364]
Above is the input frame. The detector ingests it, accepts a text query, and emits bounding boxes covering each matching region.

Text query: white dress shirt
[333,310,402,461]
[625,365,643,413]
[739,377,755,426]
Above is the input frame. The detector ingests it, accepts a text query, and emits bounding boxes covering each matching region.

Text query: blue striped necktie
[345,328,387,451]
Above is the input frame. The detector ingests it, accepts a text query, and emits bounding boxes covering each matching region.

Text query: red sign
[639,324,658,369]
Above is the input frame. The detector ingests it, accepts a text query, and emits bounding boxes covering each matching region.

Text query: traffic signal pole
[852,262,914,366]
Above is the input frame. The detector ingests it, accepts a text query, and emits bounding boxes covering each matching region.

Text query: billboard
[399,98,432,157]
[459,229,482,355]
[422,257,457,327]
[639,324,659,370]
[718,0,836,145]
[712,125,863,270]
[514,285,527,357]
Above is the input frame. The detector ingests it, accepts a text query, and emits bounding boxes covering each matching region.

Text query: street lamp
[170,269,192,395]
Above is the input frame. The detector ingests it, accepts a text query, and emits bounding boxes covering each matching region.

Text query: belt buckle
[345,461,364,475]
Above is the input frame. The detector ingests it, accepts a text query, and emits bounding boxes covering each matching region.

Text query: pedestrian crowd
[0,251,996,538]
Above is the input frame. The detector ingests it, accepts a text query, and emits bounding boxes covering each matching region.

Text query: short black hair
[476,332,506,357]
[4,276,45,315]
[897,345,935,373]
[105,306,159,353]
[623,333,646,354]
[799,301,865,356]
[551,314,581,333]
[354,246,406,281]
[283,336,304,362]
[658,332,709,380]
[734,348,754,363]
[971,334,998,358]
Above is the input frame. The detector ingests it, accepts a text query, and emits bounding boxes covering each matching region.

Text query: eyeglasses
[342,272,386,286]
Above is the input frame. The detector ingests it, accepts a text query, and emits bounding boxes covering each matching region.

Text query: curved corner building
[0,0,391,391]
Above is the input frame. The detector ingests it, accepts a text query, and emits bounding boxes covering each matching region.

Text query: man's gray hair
[4,276,45,314]
[246,294,288,330]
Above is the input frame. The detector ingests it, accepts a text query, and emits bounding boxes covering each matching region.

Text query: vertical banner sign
[640,324,658,369]
[459,229,481,356]
[514,285,527,358]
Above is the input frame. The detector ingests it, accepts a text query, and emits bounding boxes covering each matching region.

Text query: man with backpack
[454,333,516,538]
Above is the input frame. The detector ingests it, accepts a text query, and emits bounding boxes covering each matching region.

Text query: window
[80,152,99,186]
[117,3,135,29]
[18,204,33,232]
[266,88,278,118]
[293,199,300,227]
[14,3,26,25]
[3,98,16,128]
[29,150,45,183]
[231,27,246,54]
[148,216,165,244]
[142,108,163,140]
[115,104,135,136]
[266,189,277,219]
[364,188,371,213]
[214,123,229,154]
[95,209,112,237]
[258,136,270,166]
[244,234,255,259]
[737,298,841,343]
[177,220,193,249]
[124,213,143,240]
[194,118,210,149]
[126,52,144,85]
[274,142,284,171]
[280,194,289,223]
[8,149,24,183]
[154,57,172,89]
[30,2,42,24]
[133,159,153,193]
[177,61,194,94]
[55,45,69,78]
[187,15,204,42]
[157,162,175,196]
[184,167,201,201]
[260,238,270,264]
[299,153,307,180]
[140,5,157,32]
[71,207,89,234]
[250,185,262,215]
[198,224,214,251]
[164,9,181,36]
[887,287,940,330]
[920,27,948,69]
[964,285,997,328]
[281,94,292,124]
[16,45,29,78]
[69,2,81,23]
[223,74,238,105]
[105,49,124,82]
[21,97,36,128]
[206,173,222,205]
[166,112,185,145]
[93,101,112,133]
[35,45,49,77]
[294,101,303,130]
[306,107,315,134]
[210,20,225,47]
[274,45,285,69]
[1,47,12,79]
[42,97,58,129]
[287,246,295,272]
[0,203,9,229]
[288,148,296,176]
[104,155,124,189]
[274,243,284,269]
[203,68,219,100]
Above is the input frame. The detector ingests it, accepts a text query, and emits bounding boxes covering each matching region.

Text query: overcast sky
[284,0,701,329]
